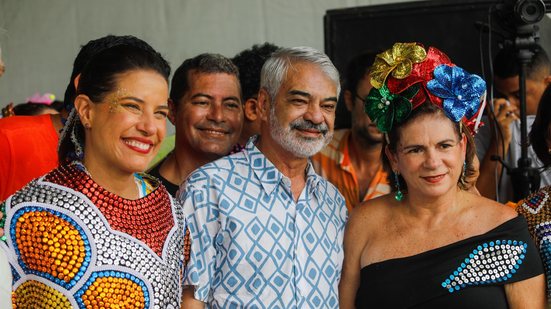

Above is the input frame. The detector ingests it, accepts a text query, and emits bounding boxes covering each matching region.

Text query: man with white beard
[180,46,347,309]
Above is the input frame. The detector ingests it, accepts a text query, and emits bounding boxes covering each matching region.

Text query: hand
[489,98,519,146]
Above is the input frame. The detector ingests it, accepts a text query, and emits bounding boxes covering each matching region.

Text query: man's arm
[178,179,219,308]
[476,99,518,200]
[182,288,205,309]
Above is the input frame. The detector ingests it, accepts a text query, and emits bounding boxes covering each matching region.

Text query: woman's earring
[394,171,403,201]
[71,123,84,160]
[460,161,467,185]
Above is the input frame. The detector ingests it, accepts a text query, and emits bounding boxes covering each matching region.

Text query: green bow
[364,84,419,133]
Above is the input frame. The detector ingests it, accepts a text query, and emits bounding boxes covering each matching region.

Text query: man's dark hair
[232,43,279,101]
[63,35,163,112]
[344,51,379,94]
[334,51,378,129]
[494,44,551,80]
[170,53,239,107]
[12,103,56,116]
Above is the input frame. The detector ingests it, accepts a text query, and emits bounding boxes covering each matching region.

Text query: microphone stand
[508,24,541,201]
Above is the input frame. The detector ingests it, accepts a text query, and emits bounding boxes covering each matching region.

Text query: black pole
[509,24,541,201]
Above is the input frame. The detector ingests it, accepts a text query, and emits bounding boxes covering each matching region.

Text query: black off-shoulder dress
[355,216,543,308]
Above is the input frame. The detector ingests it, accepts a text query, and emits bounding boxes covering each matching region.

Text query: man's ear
[257,88,271,122]
[167,98,177,125]
[343,90,354,112]
[244,98,259,122]
[74,94,94,127]
[543,75,551,86]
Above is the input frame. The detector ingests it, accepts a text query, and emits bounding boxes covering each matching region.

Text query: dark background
[325,0,551,129]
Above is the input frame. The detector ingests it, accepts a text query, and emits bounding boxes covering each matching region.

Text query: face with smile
[78,69,169,175]
[265,61,338,158]
[387,113,466,199]
[346,73,383,144]
[171,71,243,159]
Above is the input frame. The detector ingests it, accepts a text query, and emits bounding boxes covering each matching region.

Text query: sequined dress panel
[355,216,543,308]
[0,164,186,309]
[517,185,551,299]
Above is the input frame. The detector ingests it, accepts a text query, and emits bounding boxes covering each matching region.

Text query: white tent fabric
[0,0,416,109]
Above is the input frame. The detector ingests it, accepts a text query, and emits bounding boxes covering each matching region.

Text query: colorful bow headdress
[365,42,486,134]
[27,92,56,105]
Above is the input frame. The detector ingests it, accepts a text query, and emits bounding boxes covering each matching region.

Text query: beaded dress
[355,216,543,308]
[517,185,551,299]
[0,163,186,308]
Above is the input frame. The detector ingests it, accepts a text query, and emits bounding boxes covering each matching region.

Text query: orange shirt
[311,129,390,211]
[0,115,59,201]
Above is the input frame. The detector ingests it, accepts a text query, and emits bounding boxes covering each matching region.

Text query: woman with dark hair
[0,42,186,308]
[339,43,545,308]
[517,84,551,299]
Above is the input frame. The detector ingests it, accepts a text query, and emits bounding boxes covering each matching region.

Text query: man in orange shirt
[312,52,389,210]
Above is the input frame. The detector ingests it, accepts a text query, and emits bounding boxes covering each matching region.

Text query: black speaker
[325,0,551,128]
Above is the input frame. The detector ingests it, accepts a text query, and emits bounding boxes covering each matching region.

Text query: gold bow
[370,42,427,89]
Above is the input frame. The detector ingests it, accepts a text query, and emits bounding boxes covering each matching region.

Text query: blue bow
[427,65,486,122]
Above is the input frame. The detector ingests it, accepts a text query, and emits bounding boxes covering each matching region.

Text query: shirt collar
[245,135,323,196]
[305,159,324,199]
[245,136,282,195]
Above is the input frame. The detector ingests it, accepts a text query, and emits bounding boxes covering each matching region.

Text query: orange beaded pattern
[184,229,191,266]
[45,164,175,256]
[14,280,72,308]
[15,210,87,285]
[3,164,186,308]
[79,275,146,308]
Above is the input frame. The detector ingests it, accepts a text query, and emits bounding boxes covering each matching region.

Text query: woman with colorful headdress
[339,43,545,308]
[0,41,186,308]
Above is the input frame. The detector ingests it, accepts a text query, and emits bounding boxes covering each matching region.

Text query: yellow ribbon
[370,42,427,89]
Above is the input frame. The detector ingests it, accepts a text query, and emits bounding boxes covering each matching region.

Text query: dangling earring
[459,161,467,185]
[70,121,84,160]
[394,171,403,201]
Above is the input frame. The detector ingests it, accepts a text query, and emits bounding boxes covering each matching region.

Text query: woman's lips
[123,138,153,154]
[421,174,446,184]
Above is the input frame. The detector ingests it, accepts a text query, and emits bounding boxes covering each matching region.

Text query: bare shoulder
[343,194,395,259]
[463,192,518,227]
[348,194,395,234]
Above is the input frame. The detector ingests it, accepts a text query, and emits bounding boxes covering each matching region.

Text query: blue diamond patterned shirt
[179,136,348,308]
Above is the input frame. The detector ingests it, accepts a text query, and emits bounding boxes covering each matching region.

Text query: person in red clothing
[0,114,61,201]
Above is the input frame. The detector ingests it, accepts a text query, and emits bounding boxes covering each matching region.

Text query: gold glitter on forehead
[103,88,131,113]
